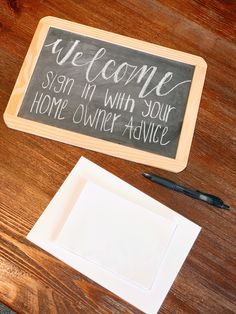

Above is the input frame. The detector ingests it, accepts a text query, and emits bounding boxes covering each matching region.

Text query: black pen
[142,173,230,210]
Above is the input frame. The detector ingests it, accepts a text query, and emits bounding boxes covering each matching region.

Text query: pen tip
[222,204,230,210]
[142,172,151,179]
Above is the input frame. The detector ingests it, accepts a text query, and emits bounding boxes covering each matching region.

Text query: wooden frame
[4,16,207,172]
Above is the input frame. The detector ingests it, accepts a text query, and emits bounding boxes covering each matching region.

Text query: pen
[142,173,230,210]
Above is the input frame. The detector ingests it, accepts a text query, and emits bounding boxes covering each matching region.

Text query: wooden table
[1,1,235,313]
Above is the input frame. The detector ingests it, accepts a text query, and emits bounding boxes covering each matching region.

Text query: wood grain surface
[0,1,236,313]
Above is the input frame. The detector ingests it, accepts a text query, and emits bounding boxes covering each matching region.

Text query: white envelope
[27,157,201,314]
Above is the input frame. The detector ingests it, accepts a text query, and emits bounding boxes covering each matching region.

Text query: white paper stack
[27,157,201,314]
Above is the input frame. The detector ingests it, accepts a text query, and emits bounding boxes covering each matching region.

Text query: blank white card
[56,181,177,290]
[27,157,201,314]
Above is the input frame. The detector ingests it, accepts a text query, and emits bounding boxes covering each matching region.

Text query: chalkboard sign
[4,17,207,172]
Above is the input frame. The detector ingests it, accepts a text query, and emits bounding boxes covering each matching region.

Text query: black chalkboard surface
[18,27,194,158]
[4,17,207,171]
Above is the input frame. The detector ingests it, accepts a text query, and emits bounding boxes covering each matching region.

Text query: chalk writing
[18,27,195,158]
